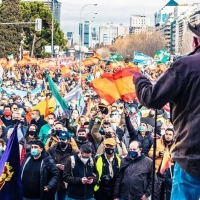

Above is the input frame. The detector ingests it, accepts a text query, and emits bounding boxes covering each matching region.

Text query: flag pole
[151,109,157,200]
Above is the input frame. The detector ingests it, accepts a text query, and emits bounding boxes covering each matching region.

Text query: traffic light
[35,18,42,31]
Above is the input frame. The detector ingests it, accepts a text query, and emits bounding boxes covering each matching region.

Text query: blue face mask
[129,151,138,159]
[31,149,39,157]
[138,126,145,132]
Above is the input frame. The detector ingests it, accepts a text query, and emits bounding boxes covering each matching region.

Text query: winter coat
[21,152,59,200]
[48,143,74,191]
[114,154,157,200]
[134,46,200,177]
[148,136,175,173]
[125,116,153,156]
[31,117,47,132]
[63,153,97,199]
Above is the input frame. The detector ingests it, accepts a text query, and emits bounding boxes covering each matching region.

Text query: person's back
[132,23,200,200]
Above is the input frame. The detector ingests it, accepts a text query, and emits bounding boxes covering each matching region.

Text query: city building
[83,21,92,48]
[66,32,74,47]
[130,15,150,34]
[99,23,128,45]
[23,0,61,24]
[91,27,98,48]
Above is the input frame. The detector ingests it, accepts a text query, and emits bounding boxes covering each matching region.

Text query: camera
[102,175,111,185]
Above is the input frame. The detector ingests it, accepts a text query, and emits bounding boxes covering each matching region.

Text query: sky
[59,0,199,42]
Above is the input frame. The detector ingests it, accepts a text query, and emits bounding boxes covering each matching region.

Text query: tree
[0,0,23,58]
[20,1,67,58]
[109,31,166,59]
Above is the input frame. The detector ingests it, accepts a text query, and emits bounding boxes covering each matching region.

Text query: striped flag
[160,149,172,174]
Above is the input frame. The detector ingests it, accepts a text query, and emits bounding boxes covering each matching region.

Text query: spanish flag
[113,67,140,102]
[160,149,172,174]
[90,73,120,105]
[93,51,101,60]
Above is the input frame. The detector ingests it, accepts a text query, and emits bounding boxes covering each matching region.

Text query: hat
[31,139,44,149]
[58,131,70,140]
[98,104,109,115]
[188,22,200,37]
[104,138,117,146]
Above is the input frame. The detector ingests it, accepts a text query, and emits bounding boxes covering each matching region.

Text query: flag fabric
[22,53,31,61]
[110,53,124,62]
[160,149,172,174]
[134,52,154,65]
[0,125,23,200]
[93,51,101,60]
[47,74,70,118]
[154,50,170,64]
[113,67,140,102]
[32,97,56,117]
[90,73,121,105]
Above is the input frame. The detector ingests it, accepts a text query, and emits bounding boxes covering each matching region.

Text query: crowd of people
[0,63,175,200]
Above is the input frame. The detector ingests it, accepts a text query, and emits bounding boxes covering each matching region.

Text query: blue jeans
[55,190,68,200]
[67,198,94,200]
[171,163,200,200]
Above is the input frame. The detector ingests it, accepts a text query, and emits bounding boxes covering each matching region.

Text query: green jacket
[39,124,51,145]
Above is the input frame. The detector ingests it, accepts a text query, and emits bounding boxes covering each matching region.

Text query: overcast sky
[59,0,198,42]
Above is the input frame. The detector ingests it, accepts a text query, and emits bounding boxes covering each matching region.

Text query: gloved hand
[131,70,142,83]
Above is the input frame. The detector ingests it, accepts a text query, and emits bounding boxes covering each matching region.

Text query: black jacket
[21,152,59,200]
[63,153,97,199]
[125,116,153,156]
[31,117,47,132]
[114,154,157,200]
[48,143,74,191]
[134,46,200,177]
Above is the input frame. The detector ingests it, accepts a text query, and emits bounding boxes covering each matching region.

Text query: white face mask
[81,158,89,164]
[48,119,54,125]
[73,114,78,119]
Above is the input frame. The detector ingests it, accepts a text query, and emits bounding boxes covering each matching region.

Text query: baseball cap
[104,138,117,146]
[58,131,70,140]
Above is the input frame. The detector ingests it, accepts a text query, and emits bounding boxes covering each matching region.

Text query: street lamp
[51,0,54,58]
[79,4,97,82]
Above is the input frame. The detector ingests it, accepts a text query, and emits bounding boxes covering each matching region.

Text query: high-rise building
[99,23,127,45]
[66,32,74,47]
[83,21,91,48]
[130,15,150,34]
[91,27,98,48]
[23,0,61,24]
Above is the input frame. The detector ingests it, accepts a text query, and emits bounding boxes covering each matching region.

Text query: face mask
[105,147,115,155]
[56,130,62,135]
[78,136,87,142]
[12,119,20,125]
[31,149,39,157]
[85,128,89,134]
[32,115,36,120]
[129,151,138,159]
[105,133,112,139]
[103,127,110,133]
[59,141,67,148]
[81,158,89,164]
[48,119,54,125]
[4,111,11,117]
[138,126,145,132]
[29,131,36,136]
[0,147,3,153]
[111,123,117,130]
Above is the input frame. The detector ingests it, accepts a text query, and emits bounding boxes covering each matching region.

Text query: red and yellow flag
[113,67,140,102]
[90,73,120,105]
[160,149,172,174]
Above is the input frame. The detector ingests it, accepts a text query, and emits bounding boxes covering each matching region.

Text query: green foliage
[0,0,23,58]
[20,1,67,58]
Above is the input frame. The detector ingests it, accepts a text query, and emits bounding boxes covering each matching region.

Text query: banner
[134,52,154,65]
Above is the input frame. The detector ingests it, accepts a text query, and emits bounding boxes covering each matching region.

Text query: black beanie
[31,139,45,149]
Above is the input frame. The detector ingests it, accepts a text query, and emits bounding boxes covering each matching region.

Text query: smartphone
[87,176,94,180]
